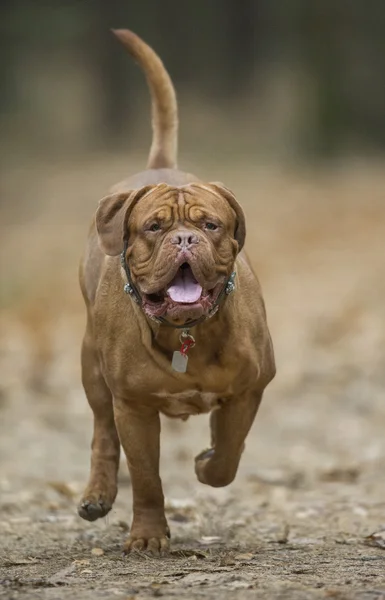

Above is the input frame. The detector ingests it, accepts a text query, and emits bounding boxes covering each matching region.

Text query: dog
[78,29,275,555]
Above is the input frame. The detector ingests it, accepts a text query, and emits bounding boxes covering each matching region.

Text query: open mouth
[144,263,202,305]
[166,262,203,304]
[142,263,220,320]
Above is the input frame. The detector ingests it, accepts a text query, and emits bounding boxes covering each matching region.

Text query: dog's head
[95,183,245,323]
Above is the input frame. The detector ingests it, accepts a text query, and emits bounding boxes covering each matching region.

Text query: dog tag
[172,350,188,373]
[171,330,195,373]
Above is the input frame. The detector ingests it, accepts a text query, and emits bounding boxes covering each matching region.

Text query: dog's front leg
[114,399,169,555]
[195,390,263,488]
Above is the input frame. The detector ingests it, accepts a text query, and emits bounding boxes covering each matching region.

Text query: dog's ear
[208,182,246,252]
[96,186,153,256]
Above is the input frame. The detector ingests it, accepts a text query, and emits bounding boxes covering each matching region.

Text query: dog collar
[120,240,236,330]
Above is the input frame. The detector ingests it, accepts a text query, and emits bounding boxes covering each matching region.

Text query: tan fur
[112,29,178,169]
[78,29,275,555]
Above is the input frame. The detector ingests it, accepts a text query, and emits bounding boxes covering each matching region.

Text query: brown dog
[78,29,275,554]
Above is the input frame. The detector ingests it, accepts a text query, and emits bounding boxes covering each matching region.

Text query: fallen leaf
[91,547,104,556]
[199,535,222,545]
[48,565,76,585]
[235,553,254,561]
[364,530,385,549]
[219,555,236,566]
[319,467,360,484]
[48,481,77,499]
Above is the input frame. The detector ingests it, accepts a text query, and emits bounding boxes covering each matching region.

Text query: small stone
[91,547,104,556]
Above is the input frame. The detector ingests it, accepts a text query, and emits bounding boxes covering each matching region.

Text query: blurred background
[3,1,385,162]
[1,0,385,563]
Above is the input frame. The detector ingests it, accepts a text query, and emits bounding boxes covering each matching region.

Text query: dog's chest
[153,389,222,420]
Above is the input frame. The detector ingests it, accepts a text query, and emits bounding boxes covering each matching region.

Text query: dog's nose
[171,230,199,248]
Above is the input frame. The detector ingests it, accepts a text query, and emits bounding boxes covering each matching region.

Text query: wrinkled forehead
[129,183,234,223]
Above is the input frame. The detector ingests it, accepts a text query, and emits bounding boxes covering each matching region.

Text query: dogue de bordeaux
[78,29,275,555]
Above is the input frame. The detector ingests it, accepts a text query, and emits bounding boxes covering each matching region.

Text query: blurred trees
[2,0,385,158]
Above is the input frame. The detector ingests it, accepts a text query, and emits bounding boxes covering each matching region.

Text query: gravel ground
[1,159,385,599]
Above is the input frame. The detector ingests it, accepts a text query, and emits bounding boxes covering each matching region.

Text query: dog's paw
[78,497,112,522]
[195,447,237,488]
[124,527,170,556]
[194,447,217,486]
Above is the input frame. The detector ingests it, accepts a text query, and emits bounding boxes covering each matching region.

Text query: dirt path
[1,160,385,599]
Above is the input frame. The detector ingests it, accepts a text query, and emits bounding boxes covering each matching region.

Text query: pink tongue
[167,267,202,303]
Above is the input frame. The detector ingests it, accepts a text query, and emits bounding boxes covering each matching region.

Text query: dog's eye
[148,223,160,232]
[205,222,218,231]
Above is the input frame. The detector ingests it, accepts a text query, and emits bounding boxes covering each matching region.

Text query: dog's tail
[112,29,178,170]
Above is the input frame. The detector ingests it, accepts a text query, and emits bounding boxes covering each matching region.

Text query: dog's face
[96,183,245,323]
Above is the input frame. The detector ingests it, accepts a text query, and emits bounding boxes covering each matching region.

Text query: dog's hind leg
[194,390,263,488]
[78,326,120,521]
